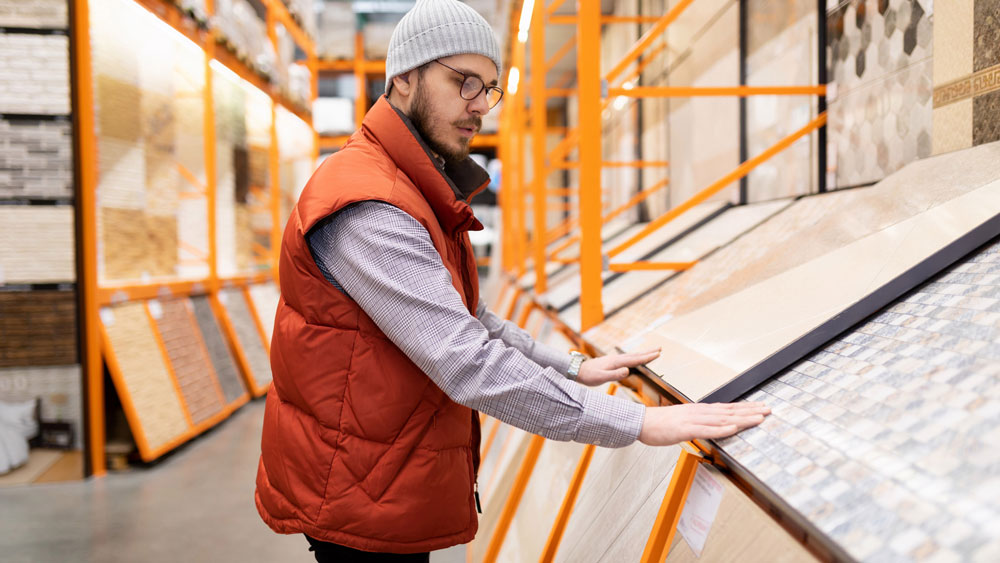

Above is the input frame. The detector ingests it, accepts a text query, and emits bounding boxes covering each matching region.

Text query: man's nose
[468,89,489,115]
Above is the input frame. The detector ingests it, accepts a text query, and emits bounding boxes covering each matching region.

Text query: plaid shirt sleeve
[307,201,644,447]
[474,299,573,375]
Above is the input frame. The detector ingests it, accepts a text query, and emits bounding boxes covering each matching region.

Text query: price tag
[99,307,115,327]
[677,465,724,557]
[147,299,163,320]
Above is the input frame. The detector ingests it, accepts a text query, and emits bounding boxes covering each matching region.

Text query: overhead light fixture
[517,0,535,42]
[351,1,414,14]
[508,67,520,94]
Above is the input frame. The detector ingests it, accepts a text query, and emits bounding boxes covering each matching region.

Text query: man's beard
[410,83,481,164]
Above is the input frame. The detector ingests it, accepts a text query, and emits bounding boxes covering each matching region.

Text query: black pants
[305,536,430,563]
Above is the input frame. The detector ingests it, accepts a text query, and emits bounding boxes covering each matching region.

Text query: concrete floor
[0,400,465,563]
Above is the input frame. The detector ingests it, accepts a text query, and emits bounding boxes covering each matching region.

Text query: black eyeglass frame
[432,59,504,110]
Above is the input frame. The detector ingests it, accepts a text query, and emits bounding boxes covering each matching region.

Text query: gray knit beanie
[384,0,502,94]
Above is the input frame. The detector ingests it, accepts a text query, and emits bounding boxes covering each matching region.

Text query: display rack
[71,0,317,474]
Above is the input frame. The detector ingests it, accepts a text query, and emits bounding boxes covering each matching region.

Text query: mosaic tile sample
[539,202,728,312]
[745,0,819,201]
[719,236,1000,562]
[0,365,83,449]
[152,298,224,425]
[0,206,75,283]
[0,290,77,367]
[638,143,1000,402]
[559,200,791,332]
[0,118,73,201]
[247,282,279,345]
[555,392,682,563]
[827,0,933,188]
[0,0,67,27]
[218,288,271,391]
[190,296,246,405]
[932,0,1000,154]
[0,33,70,115]
[496,438,587,563]
[102,302,189,455]
[584,190,863,353]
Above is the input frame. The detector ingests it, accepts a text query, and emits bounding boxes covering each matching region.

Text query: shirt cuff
[573,390,645,448]
[531,343,573,375]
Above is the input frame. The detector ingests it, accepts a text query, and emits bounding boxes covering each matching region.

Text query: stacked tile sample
[719,235,1000,561]
[152,298,225,426]
[0,33,70,115]
[0,118,73,201]
[218,288,271,393]
[0,290,77,367]
[0,0,66,28]
[102,302,189,455]
[827,0,933,189]
[932,0,1000,154]
[0,206,76,284]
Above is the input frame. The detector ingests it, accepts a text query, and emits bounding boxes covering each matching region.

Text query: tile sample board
[218,288,271,394]
[0,206,75,283]
[495,438,587,562]
[190,296,247,405]
[636,142,1000,402]
[152,298,224,425]
[555,401,682,562]
[540,202,729,312]
[718,236,1000,562]
[247,282,279,345]
[0,289,77,367]
[470,425,532,563]
[584,190,865,353]
[101,302,189,458]
[559,200,791,332]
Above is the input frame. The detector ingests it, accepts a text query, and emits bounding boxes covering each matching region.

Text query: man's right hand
[638,402,770,446]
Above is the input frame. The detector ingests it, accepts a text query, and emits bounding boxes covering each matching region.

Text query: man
[255,0,770,560]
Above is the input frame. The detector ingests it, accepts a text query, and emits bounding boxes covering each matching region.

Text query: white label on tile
[217,291,228,304]
[678,465,724,558]
[147,299,163,320]
[99,307,115,327]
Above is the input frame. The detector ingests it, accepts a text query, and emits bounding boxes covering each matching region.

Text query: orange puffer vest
[255,96,487,553]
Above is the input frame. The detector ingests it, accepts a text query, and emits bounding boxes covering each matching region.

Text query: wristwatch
[567,351,586,381]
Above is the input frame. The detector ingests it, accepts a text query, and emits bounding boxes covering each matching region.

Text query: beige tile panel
[932,98,974,155]
[101,207,178,281]
[102,302,189,453]
[639,177,1000,401]
[247,282,280,345]
[470,425,531,563]
[219,288,271,389]
[97,137,146,210]
[932,0,974,86]
[0,206,75,283]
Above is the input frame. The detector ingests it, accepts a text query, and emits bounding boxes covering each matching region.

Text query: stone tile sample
[637,142,1000,401]
[0,118,73,201]
[0,33,70,115]
[247,282,280,345]
[152,298,224,425]
[0,289,77,367]
[0,0,67,27]
[102,302,189,455]
[219,288,271,390]
[0,206,75,283]
[190,296,246,405]
[719,235,1000,562]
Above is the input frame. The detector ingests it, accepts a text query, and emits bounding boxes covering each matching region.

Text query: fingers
[609,349,661,368]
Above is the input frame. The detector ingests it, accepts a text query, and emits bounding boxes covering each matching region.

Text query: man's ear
[392,69,416,96]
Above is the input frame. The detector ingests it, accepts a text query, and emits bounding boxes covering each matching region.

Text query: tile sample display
[152,298,224,425]
[637,142,1000,402]
[470,425,532,563]
[496,438,587,563]
[584,190,865,353]
[101,302,189,456]
[560,200,791,331]
[0,206,75,283]
[540,202,728,312]
[0,33,70,115]
[555,390,682,562]
[932,0,1000,154]
[218,288,271,392]
[247,282,280,345]
[190,296,246,405]
[827,0,933,189]
[718,236,1000,562]
[0,290,77,367]
[0,118,73,201]
[522,217,636,295]
[0,0,67,27]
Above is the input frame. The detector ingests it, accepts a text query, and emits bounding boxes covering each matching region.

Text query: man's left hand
[575,348,661,386]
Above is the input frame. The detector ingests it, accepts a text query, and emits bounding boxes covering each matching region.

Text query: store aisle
[0,399,464,563]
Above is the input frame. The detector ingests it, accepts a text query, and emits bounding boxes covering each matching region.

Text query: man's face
[407,54,498,163]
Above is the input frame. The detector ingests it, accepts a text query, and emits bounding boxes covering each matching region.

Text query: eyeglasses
[432,60,504,110]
